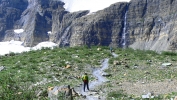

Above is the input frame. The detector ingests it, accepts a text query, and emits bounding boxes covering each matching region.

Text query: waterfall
[122,11,127,48]
[61,26,71,46]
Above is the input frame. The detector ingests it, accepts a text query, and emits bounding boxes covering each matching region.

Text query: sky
[61,0,131,12]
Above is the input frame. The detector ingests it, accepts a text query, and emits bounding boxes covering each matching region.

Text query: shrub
[162,51,177,56]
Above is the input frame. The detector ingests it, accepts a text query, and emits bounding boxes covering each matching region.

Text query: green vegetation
[105,48,177,99]
[0,46,111,99]
[106,48,177,82]
[0,46,177,99]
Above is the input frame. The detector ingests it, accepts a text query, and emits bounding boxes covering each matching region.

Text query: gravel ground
[117,79,177,96]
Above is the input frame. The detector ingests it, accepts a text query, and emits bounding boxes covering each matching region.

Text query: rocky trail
[75,53,118,100]
[76,58,109,100]
[47,52,116,100]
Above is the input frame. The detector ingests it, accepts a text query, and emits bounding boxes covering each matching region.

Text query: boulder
[142,92,154,99]
[162,63,172,66]
[0,66,5,71]
[174,96,177,100]
[65,65,71,69]
[113,61,121,65]
[102,73,111,77]
[97,48,102,51]
[48,85,79,100]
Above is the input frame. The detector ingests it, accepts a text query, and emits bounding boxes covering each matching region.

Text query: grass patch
[0,46,111,99]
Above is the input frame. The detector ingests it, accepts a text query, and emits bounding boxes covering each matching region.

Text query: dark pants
[83,81,89,92]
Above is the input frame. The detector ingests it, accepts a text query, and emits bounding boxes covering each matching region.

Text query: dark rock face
[1,0,66,46]
[13,0,66,46]
[0,0,28,41]
[52,3,128,47]
[1,0,177,51]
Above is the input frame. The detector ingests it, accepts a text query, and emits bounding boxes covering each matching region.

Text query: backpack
[82,75,88,81]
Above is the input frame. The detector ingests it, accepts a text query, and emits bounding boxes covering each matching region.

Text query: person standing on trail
[82,73,89,92]
[110,47,113,53]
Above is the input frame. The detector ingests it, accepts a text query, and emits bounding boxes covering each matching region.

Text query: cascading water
[61,26,71,46]
[122,11,127,48]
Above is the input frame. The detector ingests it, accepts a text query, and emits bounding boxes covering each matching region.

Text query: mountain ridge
[0,0,177,52]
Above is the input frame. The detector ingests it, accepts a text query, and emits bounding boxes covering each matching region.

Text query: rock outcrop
[13,0,66,46]
[1,0,177,51]
[127,0,177,51]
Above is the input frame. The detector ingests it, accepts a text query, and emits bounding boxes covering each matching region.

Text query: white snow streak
[14,29,24,34]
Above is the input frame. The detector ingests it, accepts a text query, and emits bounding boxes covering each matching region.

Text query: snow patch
[0,40,30,55]
[48,31,52,34]
[0,40,57,56]
[14,29,24,34]
[32,42,57,50]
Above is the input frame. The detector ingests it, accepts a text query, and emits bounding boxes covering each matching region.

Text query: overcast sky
[61,0,131,12]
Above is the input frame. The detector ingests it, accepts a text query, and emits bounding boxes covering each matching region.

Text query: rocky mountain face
[0,0,28,41]
[51,3,128,47]
[0,0,177,52]
[1,0,64,46]
[128,0,177,51]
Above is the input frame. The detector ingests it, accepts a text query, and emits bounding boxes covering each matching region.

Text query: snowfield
[0,40,57,55]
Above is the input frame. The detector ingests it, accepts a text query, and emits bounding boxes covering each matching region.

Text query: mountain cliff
[128,0,177,51]
[0,0,177,52]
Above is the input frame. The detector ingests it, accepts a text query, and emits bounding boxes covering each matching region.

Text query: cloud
[61,0,130,12]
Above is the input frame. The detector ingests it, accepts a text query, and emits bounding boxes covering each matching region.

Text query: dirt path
[75,58,109,100]
[76,53,118,100]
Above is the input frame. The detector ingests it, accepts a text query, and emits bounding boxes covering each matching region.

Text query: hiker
[82,73,89,92]
[110,47,113,53]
